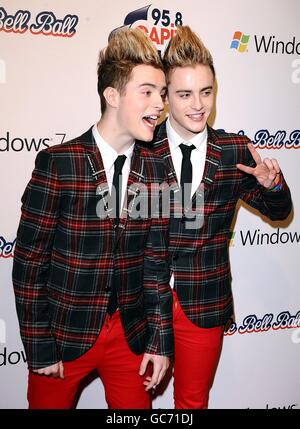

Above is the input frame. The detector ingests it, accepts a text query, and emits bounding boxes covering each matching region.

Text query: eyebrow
[139,83,167,91]
[176,86,213,93]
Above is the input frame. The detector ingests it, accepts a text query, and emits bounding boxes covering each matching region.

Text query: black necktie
[107,154,126,317]
[112,155,127,226]
[179,143,195,210]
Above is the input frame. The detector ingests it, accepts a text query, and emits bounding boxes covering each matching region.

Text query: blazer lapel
[187,126,222,212]
[80,127,113,224]
[121,144,145,221]
[201,126,223,188]
[104,144,145,244]
[153,121,179,191]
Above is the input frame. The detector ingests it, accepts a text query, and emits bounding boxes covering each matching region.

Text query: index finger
[247,143,261,165]
[145,366,162,391]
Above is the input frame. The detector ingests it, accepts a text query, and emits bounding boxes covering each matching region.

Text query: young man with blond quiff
[152,25,292,408]
[13,28,173,409]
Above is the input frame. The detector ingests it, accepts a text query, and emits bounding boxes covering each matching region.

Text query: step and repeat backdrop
[0,0,299,409]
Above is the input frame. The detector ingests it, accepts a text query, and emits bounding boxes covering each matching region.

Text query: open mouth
[143,115,159,129]
[186,113,205,121]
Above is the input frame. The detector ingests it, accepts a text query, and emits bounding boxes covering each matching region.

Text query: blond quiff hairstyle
[163,25,215,83]
[97,27,163,114]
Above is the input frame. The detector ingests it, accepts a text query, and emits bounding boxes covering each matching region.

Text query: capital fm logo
[230,30,300,55]
[0,7,78,38]
[109,4,184,56]
[0,237,15,259]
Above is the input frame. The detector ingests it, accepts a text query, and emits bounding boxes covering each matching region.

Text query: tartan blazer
[152,120,292,328]
[12,127,173,369]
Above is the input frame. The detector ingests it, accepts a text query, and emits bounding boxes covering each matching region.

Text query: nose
[192,94,203,111]
[152,91,165,111]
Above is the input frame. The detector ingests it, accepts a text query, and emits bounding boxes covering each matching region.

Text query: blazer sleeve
[12,149,61,369]
[142,173,173,357]
[239,140,292,220]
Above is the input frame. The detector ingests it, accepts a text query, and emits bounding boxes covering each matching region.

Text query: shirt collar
[92,124,134,172]
[166,117,207,152]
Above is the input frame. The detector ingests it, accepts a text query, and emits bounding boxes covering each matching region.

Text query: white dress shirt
[166,118,208,288]
[92,124,134,210]
[166,117,207,197]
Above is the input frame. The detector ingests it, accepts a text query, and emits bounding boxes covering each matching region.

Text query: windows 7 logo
[230,31,250,52]
[228,231,235,246]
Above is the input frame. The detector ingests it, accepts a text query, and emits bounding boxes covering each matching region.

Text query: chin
[138,131,154,142]
[143,135,153,142]
[190,125,205,134]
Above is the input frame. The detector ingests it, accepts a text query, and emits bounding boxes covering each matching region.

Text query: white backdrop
[0,0,299,409]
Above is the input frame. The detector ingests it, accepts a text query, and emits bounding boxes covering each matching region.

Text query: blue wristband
[269,181,283,192]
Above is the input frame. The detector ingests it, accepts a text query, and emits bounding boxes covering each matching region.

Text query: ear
[103,86,120,109]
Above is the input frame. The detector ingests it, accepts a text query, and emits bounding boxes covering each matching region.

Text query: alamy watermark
[96,181,205,230]
[0,319,6,343]
[291,328,300,344]
[0,59,6,83]
[291,58,300,83]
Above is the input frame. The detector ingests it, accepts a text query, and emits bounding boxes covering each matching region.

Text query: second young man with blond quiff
[151,25,292,408]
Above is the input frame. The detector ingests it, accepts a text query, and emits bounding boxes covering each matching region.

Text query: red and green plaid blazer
[152,121,292,328]
[13,127,173,369]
